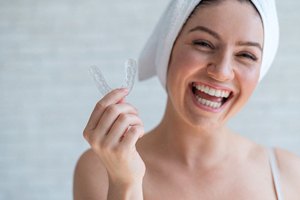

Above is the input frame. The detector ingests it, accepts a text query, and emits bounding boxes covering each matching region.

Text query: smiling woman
[73,0,300,200]
[166,0,264,129]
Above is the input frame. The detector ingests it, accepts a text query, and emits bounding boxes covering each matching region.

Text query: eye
[237,52,258,61]
[192,40,214,49]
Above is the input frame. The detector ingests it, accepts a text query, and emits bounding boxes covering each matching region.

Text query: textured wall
[0,0,299,199]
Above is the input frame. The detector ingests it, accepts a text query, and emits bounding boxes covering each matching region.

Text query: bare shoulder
[73,148,109,200]
[275,147,300,198]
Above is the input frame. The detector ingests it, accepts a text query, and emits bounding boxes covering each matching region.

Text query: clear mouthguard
[89,58,137,96]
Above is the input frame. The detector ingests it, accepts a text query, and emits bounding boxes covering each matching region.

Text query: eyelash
[192,40,258,61]
[193,40,214,49]
[237,52,257,61]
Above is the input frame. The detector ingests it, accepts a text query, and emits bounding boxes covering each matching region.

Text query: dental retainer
[89,59,137,96]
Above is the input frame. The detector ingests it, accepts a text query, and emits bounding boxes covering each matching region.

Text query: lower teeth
[195,95,222,109]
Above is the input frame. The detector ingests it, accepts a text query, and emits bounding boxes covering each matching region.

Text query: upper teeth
[194,84,230,98]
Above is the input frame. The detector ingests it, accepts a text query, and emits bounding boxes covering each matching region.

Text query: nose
[206,51,235,82]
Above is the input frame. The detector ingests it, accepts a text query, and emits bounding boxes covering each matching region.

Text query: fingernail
[119,88,129,93]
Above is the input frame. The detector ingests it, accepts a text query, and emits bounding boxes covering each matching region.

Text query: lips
[191,82,233,110]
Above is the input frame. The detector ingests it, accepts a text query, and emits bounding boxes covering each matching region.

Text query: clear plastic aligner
[121,59,137,93]
[89,65,112,96]
[89,58,137,96]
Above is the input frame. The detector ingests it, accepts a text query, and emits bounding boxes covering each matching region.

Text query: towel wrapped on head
[138,0,279,89]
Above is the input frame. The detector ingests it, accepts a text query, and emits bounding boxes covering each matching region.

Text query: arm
[73,149,143,200]
[73,149,109,200]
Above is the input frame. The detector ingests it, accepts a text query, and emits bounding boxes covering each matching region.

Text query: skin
[73,1,300,199]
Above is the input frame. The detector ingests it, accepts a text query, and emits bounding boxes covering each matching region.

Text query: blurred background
[0,0,299,199]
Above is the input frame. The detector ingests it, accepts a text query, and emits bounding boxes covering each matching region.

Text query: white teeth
[195,95,222,109]
[208,88,216,96]
[194,84,231,98]
[224,91,230,98]
[221,91,226,98]
[204,86,210,94]
[215,90,221,97]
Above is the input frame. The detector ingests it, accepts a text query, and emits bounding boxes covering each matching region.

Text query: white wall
[0,0,299,199]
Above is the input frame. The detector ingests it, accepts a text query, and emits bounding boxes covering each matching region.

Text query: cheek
[237,66,260,98]
[167,45,195,97]
[168,45,208,80]
[169,47,189,71]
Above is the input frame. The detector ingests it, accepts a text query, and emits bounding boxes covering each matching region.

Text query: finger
[95,102,138,132]
[101,88,128,104]
[120,125,144,149]
[86,103,138,144]
[84,88,129,132]
[104,114,143,147]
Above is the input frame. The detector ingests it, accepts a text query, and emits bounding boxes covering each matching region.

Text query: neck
[152,99,234,170]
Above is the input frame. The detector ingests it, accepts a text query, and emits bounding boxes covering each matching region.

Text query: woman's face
[166,0,264,129]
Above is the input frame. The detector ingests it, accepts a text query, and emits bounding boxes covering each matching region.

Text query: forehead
[182,0,264,44]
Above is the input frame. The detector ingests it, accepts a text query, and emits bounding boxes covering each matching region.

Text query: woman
[73,0,300,199]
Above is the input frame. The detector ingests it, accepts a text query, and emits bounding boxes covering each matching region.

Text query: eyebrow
[189,25,263,51]
[236,41,263,51]
[189,26,221,40]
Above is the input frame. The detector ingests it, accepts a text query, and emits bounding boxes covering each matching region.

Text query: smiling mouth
[191,82,233,110]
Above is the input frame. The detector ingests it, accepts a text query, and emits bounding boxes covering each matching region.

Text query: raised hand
[83,88,145,187]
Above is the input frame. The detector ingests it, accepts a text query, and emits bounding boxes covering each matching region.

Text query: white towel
[138,0,279,88]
